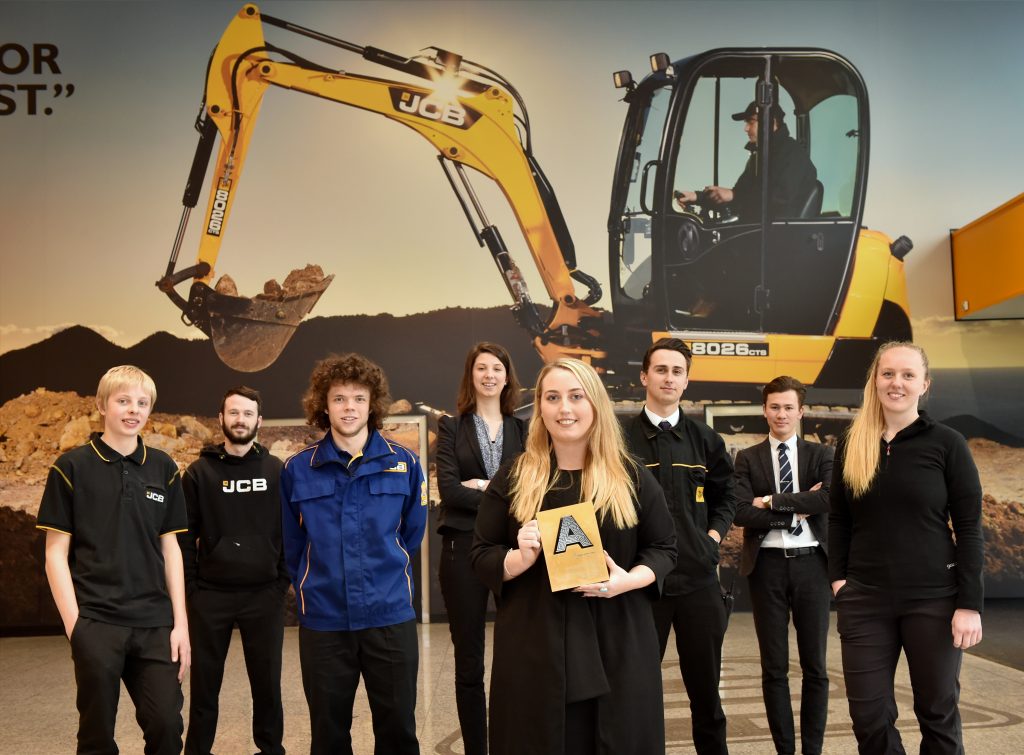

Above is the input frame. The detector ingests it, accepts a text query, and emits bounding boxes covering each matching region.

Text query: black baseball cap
[731,100,785,122]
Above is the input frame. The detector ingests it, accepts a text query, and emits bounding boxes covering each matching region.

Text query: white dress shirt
[644,405,680,428]
[761,434,818,549]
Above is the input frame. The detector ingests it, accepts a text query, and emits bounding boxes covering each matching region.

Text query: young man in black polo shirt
[38,365,190,755]
[179,386,288,755]
[624,338,736,754]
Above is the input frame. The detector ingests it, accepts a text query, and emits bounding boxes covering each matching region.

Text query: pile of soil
[0,389,434,630]
[1,389,1019,627]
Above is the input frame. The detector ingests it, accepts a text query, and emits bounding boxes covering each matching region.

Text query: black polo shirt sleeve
[159,462,188,536]
[37,459,76,535]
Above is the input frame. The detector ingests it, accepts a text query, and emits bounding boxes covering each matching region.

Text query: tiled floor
[2,613,1023,754]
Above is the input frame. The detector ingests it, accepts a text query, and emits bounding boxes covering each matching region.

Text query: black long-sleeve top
[828,413,984,611]
[470,462,676,755]
[624,411,735,595]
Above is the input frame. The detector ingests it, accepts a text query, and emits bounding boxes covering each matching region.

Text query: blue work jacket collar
[308,427,402,476]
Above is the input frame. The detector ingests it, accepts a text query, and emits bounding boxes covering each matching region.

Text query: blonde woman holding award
[471,358,676,755]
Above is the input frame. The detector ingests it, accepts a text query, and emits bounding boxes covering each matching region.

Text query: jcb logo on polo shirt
[385,462,407,473]
[146,489,165,503]
[222,478,268,493]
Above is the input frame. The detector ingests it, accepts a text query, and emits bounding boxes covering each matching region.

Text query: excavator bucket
[206,275,334,372]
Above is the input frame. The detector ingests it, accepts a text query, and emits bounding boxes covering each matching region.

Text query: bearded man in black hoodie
[178,386,288,755]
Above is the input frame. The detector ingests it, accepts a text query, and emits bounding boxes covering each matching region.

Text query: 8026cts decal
[688,341,769,357]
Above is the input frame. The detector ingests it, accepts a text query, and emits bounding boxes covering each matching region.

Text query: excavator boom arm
[158,3,605,371]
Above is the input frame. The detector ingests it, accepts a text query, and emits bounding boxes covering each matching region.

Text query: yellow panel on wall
[951,194,1024,320]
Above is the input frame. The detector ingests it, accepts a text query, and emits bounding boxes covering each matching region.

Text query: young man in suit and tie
[732,375,834,755]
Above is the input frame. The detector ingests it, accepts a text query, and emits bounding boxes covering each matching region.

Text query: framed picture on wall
[704,404,775,461]
[704,403,855,460]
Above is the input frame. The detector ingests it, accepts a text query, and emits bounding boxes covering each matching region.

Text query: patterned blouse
[472,413,504,479]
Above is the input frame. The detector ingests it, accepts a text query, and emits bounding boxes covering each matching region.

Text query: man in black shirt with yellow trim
[178,386,288,755]
[624,338,735,755]
[38,365,190,755]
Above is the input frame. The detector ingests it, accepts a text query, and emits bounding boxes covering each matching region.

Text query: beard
[222,420,259,446]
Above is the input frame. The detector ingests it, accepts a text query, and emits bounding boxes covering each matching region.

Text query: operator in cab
[676,101,817,222]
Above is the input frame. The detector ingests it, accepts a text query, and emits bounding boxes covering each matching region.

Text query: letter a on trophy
[536,501,609,591]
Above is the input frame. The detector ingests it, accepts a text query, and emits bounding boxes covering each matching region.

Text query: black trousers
[184,584,286,755]
[836,584,963,755]
[653,581,729,755]
[439,531,489,755]
[69,617,184,755]
[748,548,830,755]
[299,620,419,755]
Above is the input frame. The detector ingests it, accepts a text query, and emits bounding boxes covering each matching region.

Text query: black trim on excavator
[814,301,912,387]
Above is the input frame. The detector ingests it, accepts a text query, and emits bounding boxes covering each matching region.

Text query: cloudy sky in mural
[2,0,1022,366]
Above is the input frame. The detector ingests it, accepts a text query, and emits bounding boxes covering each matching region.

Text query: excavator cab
[608,49,911,387]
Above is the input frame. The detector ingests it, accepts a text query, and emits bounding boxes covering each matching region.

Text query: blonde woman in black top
[436,342,527,755]
[829,342,983,754]
[471,358,676,754]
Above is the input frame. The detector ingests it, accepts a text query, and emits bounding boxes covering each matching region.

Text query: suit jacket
[436,412,528,533]
[732,437,834,577]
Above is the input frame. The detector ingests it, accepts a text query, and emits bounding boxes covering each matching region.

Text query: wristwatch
[761,495,772,509]
[476,479,486,491]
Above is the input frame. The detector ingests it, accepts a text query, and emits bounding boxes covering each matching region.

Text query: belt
[763,546,818,558]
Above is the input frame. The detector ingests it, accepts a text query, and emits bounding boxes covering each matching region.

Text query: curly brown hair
[302,353,392,431]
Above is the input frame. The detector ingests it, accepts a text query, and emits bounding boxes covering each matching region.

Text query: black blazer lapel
[796,438,812,491]
[499,415,525,462]
[460,413,486,473]
[756,439,775,495]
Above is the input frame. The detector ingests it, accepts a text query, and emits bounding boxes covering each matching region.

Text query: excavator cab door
[608,81,674,342]
[610,50,868,343]
[760,53,868,336]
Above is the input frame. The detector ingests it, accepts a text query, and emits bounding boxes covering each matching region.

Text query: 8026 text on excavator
[158,3,913,389]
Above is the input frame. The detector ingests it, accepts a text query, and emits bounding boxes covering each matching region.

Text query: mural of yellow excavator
[158,3,912,387]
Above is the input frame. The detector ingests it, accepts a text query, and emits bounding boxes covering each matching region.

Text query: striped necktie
[778,443,793,493]
[779,443,802,535]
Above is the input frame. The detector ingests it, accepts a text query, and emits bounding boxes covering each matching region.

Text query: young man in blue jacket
[281,353,427,755]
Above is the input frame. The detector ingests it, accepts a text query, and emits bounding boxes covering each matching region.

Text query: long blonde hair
[843,341,930,497]
[509,359,639,529]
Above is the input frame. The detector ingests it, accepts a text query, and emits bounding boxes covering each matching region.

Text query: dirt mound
[0,389,219,493]
[0,389,431,515]
[0,389,430,631]
[717,439,1024,583]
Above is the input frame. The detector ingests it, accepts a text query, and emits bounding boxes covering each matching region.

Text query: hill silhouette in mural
[0,308,544,418]
[5,318,1022,447]
[941,415,1023,449]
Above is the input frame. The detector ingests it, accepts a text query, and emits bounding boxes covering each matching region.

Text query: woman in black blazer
[436,342,527,755]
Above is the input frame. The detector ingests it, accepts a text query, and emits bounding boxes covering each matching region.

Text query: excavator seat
[798,180,824,218]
